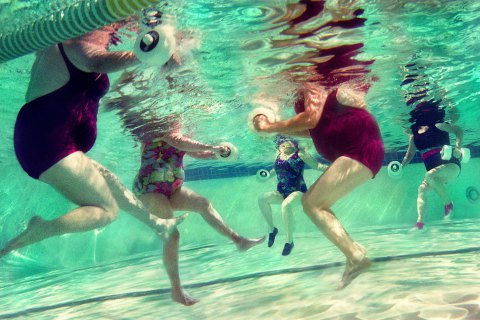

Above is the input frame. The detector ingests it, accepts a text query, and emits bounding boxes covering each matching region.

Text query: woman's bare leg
[258,191,283,233]
[1,152,119,256]
[138,192,197,306]
[425,164,459,205]
[301,156,372,289]
[281,191,303,243]
[417,164,460,223]
[416,180,429,223]
[91,160,186,237]
[170,187,265,251]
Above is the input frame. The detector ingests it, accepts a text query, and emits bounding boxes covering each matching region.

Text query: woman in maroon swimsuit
[1,23,183,257]
[253,83,384,288]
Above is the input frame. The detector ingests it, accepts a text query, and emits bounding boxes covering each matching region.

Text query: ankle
[351,248,366,263]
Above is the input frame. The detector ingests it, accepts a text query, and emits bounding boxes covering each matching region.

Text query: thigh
[169,187,210,213]
[282,191,303,208]
[39,151,116,209]
[426,163,460,184]
[138,192,174,219]
[260,191,284,205]
[305,156,372,208]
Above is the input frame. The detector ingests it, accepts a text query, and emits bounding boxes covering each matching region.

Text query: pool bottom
[1,218,480,319]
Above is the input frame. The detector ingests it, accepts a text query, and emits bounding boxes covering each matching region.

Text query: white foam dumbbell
[248,107,278,137]
[387,161,403,179]
[216,142,239,162]
[134,25,176,66]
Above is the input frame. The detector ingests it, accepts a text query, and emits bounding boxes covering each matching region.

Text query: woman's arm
[298,148,328,171]
[436,123,464,148]
[402,134,417,167]
[63,38,140,74]
[162,133,217,153]
[186,151,216,159]
[269,168,277,178]
[254,85,327,133]
[288,130,311,138]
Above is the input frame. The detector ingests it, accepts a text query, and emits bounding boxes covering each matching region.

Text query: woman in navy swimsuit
[258,136,326,256]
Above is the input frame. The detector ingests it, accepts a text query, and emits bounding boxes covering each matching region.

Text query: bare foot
[172,289,198,306]
[0,216,45,257]
[236,236,266,252]
[155,213,189,240]
[337,257,371,289]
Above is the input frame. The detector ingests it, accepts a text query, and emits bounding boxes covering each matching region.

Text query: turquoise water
[1,0,480,319]
[1,162,479,318]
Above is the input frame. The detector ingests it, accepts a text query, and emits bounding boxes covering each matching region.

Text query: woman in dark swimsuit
[402,105,463,230]
[1,23,183,257]
[258,135,326,256]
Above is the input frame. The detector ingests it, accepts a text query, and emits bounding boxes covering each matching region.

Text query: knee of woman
[197,197,212,212]
[258,193,269,203]
[418,182,428,194]
[302,194,327,213]
[301,195,316,215]
[100,203,119,226]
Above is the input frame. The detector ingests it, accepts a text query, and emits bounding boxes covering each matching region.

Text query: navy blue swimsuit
[274,152,307,199]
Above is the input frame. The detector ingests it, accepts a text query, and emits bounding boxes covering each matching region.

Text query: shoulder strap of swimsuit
[57,43,84,77]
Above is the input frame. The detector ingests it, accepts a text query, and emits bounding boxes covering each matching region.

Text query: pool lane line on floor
[1,245,479,319]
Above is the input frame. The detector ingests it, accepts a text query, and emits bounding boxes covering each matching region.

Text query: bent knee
[258,192,273,203]
[418,181,429,193]
[281,201,291,212]
[95,203,119,227]
[301,194,328,214]
[196,197,212,213]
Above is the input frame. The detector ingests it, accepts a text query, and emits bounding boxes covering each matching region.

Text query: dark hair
[409,99,445,128]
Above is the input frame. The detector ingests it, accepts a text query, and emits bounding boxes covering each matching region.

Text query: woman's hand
[253,114,273,132]
[297,145,308,159]
[453,147,462,159]
[213,145,231,158]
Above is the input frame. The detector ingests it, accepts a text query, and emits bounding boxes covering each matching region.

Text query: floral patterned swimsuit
[274,152,307,199]
[133,139,186,198]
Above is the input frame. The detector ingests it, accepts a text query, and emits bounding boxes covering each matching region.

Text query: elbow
[304,117,317,129]
[86,60,107,73]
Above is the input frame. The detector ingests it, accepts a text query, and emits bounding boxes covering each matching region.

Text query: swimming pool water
[1,0,480,318]
[1,159,480,318]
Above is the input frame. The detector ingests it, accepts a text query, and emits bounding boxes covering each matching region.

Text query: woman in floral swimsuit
[133,119,265,306]
[133,138,187,197]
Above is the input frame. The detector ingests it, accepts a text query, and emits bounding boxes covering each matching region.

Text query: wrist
[263,122,276,133]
